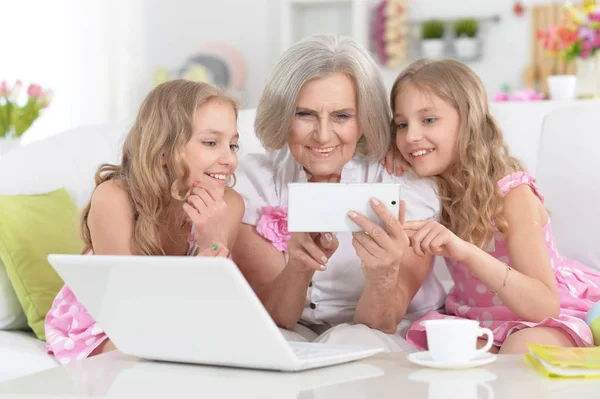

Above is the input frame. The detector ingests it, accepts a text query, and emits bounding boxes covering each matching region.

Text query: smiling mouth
[410,148,435,158]
[205,173,228,184]
[308,145,339,158]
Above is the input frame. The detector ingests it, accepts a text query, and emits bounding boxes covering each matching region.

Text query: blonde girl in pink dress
[44,80,245,365]
[387,59,600,354]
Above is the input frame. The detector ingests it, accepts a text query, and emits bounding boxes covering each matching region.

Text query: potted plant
[536,3,600,99]
[454,18,479,59]
[0,80,52,156]
[421,20,446,58]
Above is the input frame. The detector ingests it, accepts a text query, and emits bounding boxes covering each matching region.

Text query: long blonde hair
[390,59,524,247]
[81,80,237,255]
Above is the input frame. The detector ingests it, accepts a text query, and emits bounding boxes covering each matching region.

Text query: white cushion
[0,266,27,330]
[0,123,128,207]
[535,103,600,271]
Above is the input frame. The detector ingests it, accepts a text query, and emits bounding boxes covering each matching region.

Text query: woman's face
[288,73,362,182]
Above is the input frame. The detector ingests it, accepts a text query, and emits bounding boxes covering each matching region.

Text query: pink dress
[406,172,600,349]
[45,240,199,365]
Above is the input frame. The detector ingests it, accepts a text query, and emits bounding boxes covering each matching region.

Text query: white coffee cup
[423,319,494,363]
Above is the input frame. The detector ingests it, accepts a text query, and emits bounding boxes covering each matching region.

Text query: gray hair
[255,35,390,159]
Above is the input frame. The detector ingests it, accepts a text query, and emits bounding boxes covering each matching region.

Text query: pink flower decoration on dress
[257,206,291,252]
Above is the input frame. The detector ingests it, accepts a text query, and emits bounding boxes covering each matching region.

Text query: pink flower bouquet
[0,80,53,138]
[536,2,600,61]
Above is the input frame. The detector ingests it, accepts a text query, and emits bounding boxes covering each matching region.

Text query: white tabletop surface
[0,351,598,398]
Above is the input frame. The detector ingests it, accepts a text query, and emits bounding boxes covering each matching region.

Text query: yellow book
[525,344,600,378]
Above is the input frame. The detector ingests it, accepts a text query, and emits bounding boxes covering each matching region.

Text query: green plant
[422,20,445,40]
[454,18,479,38]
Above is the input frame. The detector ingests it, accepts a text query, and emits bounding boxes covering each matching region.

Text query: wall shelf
[409,14,501,63]
[280,1,502,64]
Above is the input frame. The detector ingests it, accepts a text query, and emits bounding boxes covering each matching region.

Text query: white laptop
[47,254,383,371]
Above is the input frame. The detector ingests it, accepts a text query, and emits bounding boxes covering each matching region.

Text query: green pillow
[0,188,83,340]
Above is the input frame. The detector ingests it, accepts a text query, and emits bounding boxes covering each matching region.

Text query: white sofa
[0,103,598,382]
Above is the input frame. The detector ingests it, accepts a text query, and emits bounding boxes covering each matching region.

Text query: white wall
[3,0,533,143]
[271,0,531,96]
[146,0,532,108]
[1,0,147,144]
[144,0,278,109]
[378,0,531,95]
[2,1,80,143]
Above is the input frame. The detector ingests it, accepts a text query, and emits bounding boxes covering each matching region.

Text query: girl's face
[184,99,239,194]
[393,83,460,177]
[288,73,362,182]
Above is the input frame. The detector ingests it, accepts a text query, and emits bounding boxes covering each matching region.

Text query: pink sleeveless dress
[44,239,199,365]
[406,172,600,349]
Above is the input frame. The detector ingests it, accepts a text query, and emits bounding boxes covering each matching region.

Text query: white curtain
[1,0,148,144]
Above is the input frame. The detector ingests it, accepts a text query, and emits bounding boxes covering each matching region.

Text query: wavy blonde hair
[390,59,524,247]
[81,80,237,255]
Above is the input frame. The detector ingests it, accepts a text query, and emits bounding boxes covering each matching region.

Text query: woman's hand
[183,183,229,251]
[403,220,474,262]
[381,146,407,177]
[348,199,409,280]
[286,232,339,273]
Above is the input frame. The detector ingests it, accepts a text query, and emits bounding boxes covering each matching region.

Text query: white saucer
[407,351,497,370]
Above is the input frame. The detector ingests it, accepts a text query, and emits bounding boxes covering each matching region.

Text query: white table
[0,351,598,398]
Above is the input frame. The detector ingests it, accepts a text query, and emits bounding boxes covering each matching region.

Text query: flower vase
[547,75,577,101]
[0,128,21,157]
[576,52,600,99]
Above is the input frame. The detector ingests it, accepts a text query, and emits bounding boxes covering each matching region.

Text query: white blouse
[235,147,446,328]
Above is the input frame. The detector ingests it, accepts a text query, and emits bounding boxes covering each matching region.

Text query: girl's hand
[197,242,230,258]
[381,146,407,177]
[90,338,117,357]
[349,199,409,279]
[287,232,339,273]
[183,184,229,251]
[403,220,473,262]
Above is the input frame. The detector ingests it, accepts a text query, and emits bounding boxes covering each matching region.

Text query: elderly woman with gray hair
[231,35,445,351]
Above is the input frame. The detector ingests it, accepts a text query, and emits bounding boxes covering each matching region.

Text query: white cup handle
[475,327,494,355]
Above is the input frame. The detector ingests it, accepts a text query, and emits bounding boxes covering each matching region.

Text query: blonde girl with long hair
[388,59,600,354]
[45,80,244,364]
